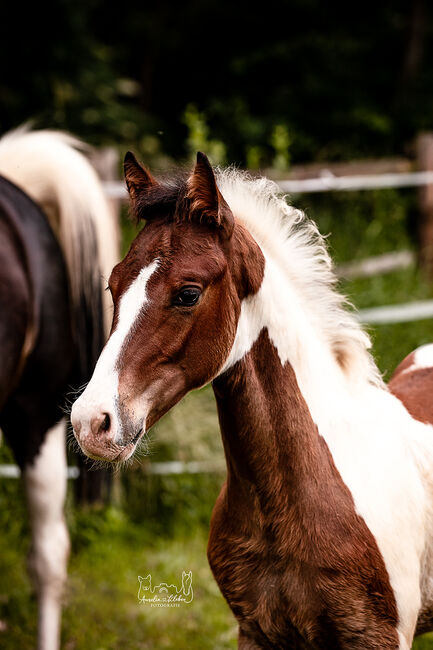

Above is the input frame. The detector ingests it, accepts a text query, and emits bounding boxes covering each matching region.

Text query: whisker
[62,382,90,416]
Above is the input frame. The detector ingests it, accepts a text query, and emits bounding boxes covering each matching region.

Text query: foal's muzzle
[71,395,142,463]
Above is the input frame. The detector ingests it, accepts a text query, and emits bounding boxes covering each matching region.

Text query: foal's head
[71,153,264,462]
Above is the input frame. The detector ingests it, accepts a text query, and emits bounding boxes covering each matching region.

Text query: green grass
[64,508,236,650]
[0,483,237,649]
[2,188,433,648]
[1,454,433,649]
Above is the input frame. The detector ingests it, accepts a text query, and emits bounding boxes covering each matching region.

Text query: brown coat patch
[210,331,399,649]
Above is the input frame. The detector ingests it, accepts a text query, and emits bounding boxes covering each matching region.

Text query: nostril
[100,413,110,433]
[90,412,112,437]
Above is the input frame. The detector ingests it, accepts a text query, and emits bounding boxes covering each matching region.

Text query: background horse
[72,151,433,648]
[0,128,118,650]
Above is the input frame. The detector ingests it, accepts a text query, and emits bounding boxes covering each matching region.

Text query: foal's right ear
[186,152,234,240]
[124,152,157,206]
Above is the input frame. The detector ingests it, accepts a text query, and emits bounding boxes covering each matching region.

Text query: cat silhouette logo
[138,571,193,606]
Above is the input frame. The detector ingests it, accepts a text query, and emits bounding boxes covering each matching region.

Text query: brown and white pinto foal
[72,152,433,649]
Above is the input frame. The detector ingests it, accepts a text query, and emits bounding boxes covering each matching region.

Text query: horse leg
[23,419,70,650]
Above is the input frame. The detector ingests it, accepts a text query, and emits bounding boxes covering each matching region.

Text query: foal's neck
[212,329,329,516]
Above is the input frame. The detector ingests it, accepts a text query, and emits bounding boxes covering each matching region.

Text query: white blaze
[71,259,159,440]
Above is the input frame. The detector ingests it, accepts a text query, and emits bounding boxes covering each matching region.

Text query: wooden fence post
[416,133,433,276]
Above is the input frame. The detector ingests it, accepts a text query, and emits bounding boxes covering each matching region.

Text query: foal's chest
[208,484,400,649]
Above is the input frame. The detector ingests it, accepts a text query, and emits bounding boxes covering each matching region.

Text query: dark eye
[173,287,201,307]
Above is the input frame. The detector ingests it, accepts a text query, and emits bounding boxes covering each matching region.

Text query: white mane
[217,168,384,388]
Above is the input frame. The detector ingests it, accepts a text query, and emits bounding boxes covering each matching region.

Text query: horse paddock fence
[3,137,433,479]
[0,460,225,479]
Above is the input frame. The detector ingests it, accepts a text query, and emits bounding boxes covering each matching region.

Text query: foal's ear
[124,151,157,205]
[186,152,234,239]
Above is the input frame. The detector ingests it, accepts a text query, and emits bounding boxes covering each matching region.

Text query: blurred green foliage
[2,1,433,166]
[271,125,292,171]
[183,105,227,165]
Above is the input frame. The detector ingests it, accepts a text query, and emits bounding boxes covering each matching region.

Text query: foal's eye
[173,287,201,307]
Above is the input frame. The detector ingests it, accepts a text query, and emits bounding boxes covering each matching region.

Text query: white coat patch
[413,344,433,371]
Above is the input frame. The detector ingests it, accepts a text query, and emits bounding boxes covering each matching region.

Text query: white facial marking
[98,258,159,377]
[71,259,159,442]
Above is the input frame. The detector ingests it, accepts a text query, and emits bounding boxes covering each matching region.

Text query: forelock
[133,172,188,223]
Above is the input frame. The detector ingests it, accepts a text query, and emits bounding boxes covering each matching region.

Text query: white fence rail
[337,250,415,279]
[278,170,433,194]
[103,169,433,199]
[358,300,433,324]
[0,464,80,479]
[0,460,225,479]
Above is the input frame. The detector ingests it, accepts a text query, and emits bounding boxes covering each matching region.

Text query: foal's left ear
[186,152,234,239]
[124,151,158,205]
